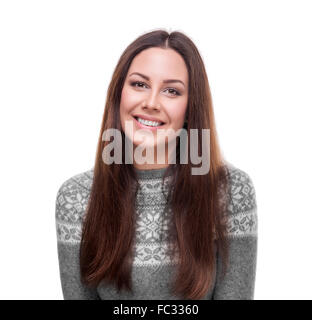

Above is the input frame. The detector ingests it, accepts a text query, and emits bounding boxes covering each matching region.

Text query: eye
[164,88,181,96]
[130,81,181,96]
[130,81,147,89]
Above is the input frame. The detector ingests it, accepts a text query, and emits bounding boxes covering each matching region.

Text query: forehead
[128,48,188,84]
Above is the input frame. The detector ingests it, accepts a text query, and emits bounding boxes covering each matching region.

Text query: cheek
[120,89,133,122]
[168,103,188,128]
[120,86,138,109]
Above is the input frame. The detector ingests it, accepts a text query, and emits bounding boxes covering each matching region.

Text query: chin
[133,141,157,149]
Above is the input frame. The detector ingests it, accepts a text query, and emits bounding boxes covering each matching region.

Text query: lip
[132,115,165,130]
[133,114,165,124]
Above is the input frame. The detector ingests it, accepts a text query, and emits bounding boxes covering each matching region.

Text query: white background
[0,0,311,300]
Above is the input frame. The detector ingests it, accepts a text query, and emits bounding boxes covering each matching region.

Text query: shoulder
[55,168,94,243]
[224,163,258,237]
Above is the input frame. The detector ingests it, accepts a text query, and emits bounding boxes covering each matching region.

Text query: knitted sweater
[55,164,258,300]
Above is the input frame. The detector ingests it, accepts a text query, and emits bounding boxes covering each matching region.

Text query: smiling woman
[55,29,258,300]
[119,47,189,166]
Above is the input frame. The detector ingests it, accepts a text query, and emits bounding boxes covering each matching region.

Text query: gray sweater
[55,164,258,300]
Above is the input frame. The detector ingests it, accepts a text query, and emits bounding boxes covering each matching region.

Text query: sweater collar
[134,166,172,180]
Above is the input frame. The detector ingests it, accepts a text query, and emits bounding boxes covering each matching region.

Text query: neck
[133,142,175,171]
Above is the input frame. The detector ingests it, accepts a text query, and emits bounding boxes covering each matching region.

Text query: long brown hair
[80,29,231,300]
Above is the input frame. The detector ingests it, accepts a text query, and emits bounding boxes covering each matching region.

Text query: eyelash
[130,81,181,96]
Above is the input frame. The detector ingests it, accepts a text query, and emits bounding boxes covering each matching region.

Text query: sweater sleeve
[212,167,258,300]
[55,176,100,300]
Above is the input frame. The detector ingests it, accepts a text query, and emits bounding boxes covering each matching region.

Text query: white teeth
[137,117,162,127]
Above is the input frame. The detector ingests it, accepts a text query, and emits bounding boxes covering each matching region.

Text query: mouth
[133,116,165,129]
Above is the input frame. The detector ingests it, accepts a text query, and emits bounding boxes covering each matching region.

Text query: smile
[133,116,165,128]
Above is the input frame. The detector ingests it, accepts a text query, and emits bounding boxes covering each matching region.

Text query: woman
[55,29,258,300]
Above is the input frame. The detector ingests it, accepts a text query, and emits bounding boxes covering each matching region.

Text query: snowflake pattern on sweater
[55,164,258,300]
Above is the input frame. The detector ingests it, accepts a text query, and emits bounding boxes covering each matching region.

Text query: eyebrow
[129,72,185,87]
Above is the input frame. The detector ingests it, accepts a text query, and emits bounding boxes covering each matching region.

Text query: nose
[142,103,160,111]
[143,91,160,111]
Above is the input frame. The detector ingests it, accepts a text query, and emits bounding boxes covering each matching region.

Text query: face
[120,47,189,160]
